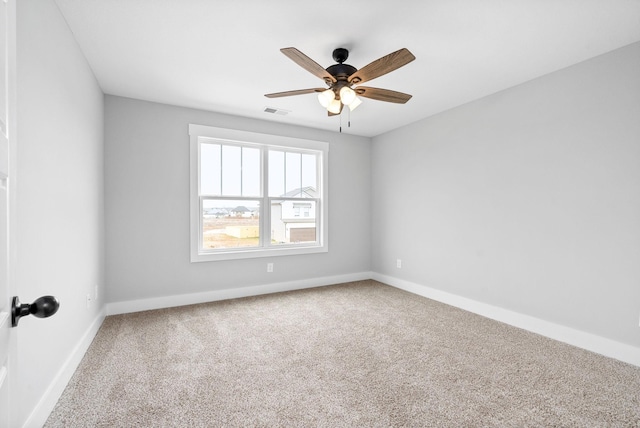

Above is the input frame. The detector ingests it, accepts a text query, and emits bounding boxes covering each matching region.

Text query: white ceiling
[54,0,640,137]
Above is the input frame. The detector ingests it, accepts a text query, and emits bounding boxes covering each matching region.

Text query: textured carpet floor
[46,280,640,427]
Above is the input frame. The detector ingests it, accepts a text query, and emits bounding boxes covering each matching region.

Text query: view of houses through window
[202,200,261,249]
[199,142,320,251]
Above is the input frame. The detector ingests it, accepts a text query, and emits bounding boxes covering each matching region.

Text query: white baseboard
[372,272,640,368]
[106,271,373,316]
[24,308,106,428]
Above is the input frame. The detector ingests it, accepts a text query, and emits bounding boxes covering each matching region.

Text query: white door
[0,0,16,426]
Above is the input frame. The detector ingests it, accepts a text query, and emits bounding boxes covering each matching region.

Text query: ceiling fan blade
[349,48,415,85]
[281,47,337,84]
[265,88,326,98]
[355,87,412,104]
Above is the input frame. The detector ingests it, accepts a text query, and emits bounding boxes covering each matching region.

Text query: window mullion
[219,144,223,195]
[261,147,269,249]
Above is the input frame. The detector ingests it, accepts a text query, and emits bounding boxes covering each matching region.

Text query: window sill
[190,244,328,262]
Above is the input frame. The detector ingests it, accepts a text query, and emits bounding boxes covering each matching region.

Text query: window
[190,125,328,262]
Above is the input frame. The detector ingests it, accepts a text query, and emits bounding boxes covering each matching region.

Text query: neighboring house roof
[232,206,251,213]
[280,186,317,198]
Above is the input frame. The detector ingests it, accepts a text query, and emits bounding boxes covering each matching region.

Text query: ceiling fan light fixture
[348,97,362,111]
[317,89,335,108]
[328,99,342,114]
[339,86,356,106]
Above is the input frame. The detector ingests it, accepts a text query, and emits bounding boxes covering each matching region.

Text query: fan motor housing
[326,63,357,81]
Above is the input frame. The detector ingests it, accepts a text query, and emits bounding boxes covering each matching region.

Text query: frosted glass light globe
[339,86,356,106]
[317,89,335,108]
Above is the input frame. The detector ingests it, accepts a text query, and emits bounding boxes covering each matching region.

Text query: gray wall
[371,42,640,347]
[104,96,371,303]
[16,0,104,424]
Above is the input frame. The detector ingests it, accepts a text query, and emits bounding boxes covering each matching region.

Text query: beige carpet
[46,280,640,427]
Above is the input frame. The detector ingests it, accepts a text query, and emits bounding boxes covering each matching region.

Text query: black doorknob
[11,295,60,327]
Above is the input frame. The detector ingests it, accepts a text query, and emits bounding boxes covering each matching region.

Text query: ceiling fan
[265,47,415,116]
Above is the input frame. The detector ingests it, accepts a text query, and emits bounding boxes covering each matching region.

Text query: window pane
[200,144,221,195]
[285,152,301,195]
[222,145,241,196]
[203,199,260,249]
[301,153,317,190]
[270,200,317,245]
[270,150,318,198]
[268,150,285,197]
[242,147,261,197]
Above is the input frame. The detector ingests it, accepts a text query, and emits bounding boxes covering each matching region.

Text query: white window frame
[189,124,329,262]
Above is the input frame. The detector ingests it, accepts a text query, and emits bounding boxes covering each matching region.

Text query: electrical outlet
[267,263,274,273]
[396,259,402,269]
[86,293,92,309]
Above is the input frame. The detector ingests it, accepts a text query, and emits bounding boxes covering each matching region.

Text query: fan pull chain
[339,112,342,133]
